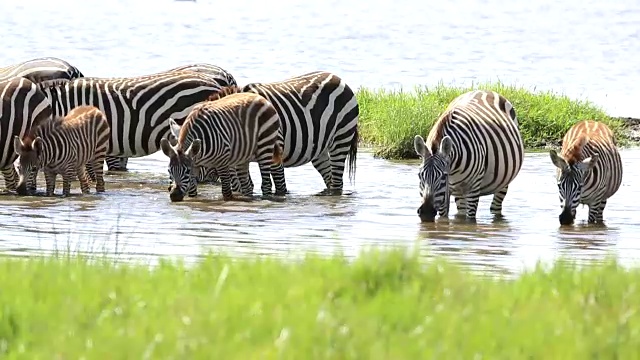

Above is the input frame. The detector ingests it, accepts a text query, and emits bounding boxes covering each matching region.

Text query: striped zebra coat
[549,120,623,225]
[13,105,110,197]
[0,77,53,190]
[413,90,524,222]
[183,71,360,195]
[0,57,84,83]
[106,63,237,174]
[160,86,283,202]
[36,71,226,173]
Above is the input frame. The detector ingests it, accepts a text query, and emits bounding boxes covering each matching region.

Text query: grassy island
[0,249,639,358]
[356,82,630,159]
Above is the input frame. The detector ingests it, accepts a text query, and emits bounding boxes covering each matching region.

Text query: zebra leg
[62,167,76,197]
[588,199,607,224]
[1,166,18,191]
[235,163,255,197]
[44,171,57,197]
[312,152,337,196]
[489,186,509,215]
[92,158,106,193]
[272,163,288,196]
[218,167,235,201]
[454,196,466,215]
[76,165,91,195]
[85,163,97,183]
[106,156,128,171]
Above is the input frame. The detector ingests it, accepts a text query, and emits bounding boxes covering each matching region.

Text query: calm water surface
[0,0,639,273]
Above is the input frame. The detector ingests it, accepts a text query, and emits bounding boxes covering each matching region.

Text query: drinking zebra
[0,77,53,190]
[160,86,284,202]
[0,57,84,83]
[175,71,360,195]
[413,90,524,222]
[13,106,110,197]
[105,63,237,174]
[36,71,226,177]
[549,120,623,225]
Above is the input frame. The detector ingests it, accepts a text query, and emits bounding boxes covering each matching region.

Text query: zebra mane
[429,111,454,154]
[563,136,589,165]
[206,85,241,102]
[38,78,71,90]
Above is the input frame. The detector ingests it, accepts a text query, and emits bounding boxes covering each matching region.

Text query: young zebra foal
[160,86,284,202]
[549,120,623,225]
[13,105,111,196]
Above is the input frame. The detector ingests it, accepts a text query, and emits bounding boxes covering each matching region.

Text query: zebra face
[549,149,599,225]
[160,137,202,202]
[13,136,42,196]
[414,135,453,222]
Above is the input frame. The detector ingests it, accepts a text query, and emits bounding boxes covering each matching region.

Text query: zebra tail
[346,126,358,185]
[272,142,284,165]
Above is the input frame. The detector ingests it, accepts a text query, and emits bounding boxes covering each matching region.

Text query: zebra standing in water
[180,71,360,195]
[105,63,237,175]
[160,86,284,202]
[0,57,84,83]
[13,106,110,196]
[413,90,524,222]
[549,120,623,225]
[36,71,226,175]
[0,77,53,190]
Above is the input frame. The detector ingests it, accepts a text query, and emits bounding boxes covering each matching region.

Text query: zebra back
[165,63,237,87]
[558,120,622,199]
[0,57,84,84]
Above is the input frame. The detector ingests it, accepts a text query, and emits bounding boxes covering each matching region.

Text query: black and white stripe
[13,106,111,196]
[197,71,359,195]
[160,86,283,202]
[0,77,53,190]
[105,63,237,172]
[413,90,524,222]
[0,57,84,83]
[36,71,225,174]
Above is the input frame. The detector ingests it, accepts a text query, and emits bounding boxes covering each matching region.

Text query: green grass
[0,248,640,358]
[357,81,629,159]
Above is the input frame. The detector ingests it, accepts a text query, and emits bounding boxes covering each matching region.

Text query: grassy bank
[1,249,639,358]
[357,82,629,159]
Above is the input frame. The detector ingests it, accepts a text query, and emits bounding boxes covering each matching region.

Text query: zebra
[105,63,237,173]
[0,77,53,191]
[413,89,524,222]
[174,71,360,195]
[35,71,226,178]
[549,120,623,225]
[0,57,84,83]
[13,105,110,197]
[160,86,284,202]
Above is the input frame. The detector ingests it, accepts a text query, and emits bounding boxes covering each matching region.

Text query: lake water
[1,0,639,274]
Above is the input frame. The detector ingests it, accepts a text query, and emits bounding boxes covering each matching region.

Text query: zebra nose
[16,182,29,196]
[559,207,574,225]
[417,203,437,222]
[169,188,185,202]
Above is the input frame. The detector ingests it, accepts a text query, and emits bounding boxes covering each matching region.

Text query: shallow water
[1,148,639,275]
[1,0,640,273]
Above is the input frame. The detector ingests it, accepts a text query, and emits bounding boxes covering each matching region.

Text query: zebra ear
[160,138,175,158]
[168,118,182,140]
[549,149,568,170]
[186,139,202,158]
[413,135,431,158]
[32,137,43,156]
[13,136,23,155]
[439,136,453,158]
[581,153,599,171]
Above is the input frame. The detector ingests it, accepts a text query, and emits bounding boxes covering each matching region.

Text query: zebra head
[549,149,599,225]
[13,135,41,196]
[413,135,453,222]
[160,137,201,203]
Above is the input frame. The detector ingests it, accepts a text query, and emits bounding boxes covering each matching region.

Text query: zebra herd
[0,57,624,226]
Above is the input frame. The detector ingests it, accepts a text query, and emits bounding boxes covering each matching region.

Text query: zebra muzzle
[559,207,575,225]
[169,188,185,202]
[417,201,437,222]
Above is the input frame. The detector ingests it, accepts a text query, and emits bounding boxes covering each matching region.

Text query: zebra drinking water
[13,105,111,197]
[413,90,525,222]
[549,120,623,225]
[161,86,284,202]
[0,77,53,190]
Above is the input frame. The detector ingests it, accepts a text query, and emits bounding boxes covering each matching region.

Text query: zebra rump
[549,119,623,225]
[13,105,111,197]
[0,57,84,84]
[0,77,53,190]
[161,85,284,202]
[105,63,238,172]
